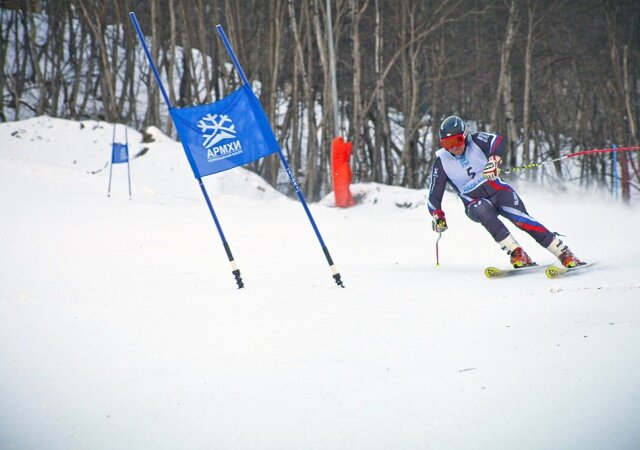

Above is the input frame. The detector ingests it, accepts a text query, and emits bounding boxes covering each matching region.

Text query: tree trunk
[25,10,47,115]
[195,0,212,103]
[522,1,539,169]
[546,56,562,178]
[121,2,137,122]
[400,1,417,187]
[144,0,160,127]
[290,27,302,180]
[64,3,81,118]
[605,3,631,202]
[349,0,369,182]
[177,2,194,108]
[77,1,118,121]
[312,0,334,192]
[0,9,13,121]
[162,0,177,134]
[288,0,319,198]
[622,45,640,190]
[262,0,284,187]
[490,0,519,167]
[622,45,638,145]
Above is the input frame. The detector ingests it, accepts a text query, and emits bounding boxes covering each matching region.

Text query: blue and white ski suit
[427,132,555,247]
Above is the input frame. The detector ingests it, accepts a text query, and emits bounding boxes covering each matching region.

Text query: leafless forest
[1,0,639,201]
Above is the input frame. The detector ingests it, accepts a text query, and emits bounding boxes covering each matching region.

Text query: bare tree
[142,0,160,127]
[490,0,519,167]
[77,0,119,121]
[0,8,13,121]
[349,0,370,182]
[604,1,632,202]
[522,0,541,170]
[288,0,321,198]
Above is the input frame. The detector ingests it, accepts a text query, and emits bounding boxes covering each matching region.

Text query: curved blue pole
[216,25,250,86]
[129,12,172,108]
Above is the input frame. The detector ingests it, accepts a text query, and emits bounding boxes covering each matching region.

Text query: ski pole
[435,232,442,266]
[502,146,640,174]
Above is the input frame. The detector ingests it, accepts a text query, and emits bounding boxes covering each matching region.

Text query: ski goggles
[441,134,465,150]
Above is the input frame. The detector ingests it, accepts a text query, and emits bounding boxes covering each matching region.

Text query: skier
[427,115,583,269]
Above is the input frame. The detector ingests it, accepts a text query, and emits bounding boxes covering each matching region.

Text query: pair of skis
[484,261,594,279]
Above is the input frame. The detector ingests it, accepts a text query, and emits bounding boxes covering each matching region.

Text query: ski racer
[427,115,583,269]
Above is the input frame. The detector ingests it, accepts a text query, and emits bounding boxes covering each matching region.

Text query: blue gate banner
[112,143,129,163]
[169,84,280,178]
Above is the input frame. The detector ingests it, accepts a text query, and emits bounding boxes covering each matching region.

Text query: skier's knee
[467,199,496,223]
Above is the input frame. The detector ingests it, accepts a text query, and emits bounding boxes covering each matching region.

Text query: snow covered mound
[0,115,286,202]
[1,116,135,172]
[320,182,427,210]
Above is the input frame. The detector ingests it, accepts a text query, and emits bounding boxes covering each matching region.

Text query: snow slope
[1,116,639,450]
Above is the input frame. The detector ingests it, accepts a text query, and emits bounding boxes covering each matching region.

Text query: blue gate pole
[125,126,132,200]
[216,24,344,288]
[130,12,244,288]
[107,123,115,197]
[612,144,618,201]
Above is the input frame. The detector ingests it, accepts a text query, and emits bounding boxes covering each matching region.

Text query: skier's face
[441,133,466,156]
[447,142,466,156]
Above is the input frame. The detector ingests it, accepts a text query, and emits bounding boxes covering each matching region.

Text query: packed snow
[1,116,639,449]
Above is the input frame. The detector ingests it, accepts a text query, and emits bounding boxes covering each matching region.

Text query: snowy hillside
[1,116,639,450]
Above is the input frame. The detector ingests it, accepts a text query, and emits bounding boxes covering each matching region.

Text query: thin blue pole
[129,12,172,108]
[197,178,243,287]
[215,25,250,86]
[126,126,132,200]
[613,144,618,201]
[107,123,115,197]
[277,152,327,249]
[130,12,243,289]
[216,25,344,288]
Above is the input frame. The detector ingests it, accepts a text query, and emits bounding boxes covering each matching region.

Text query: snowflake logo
[197,113,236,149]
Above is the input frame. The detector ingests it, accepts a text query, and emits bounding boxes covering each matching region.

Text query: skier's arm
[427,158,447,215]
[472,132,505,159]
[472,132,505,180]
[427,158,448,232]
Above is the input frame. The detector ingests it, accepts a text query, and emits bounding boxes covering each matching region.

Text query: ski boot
[559,248,583,268]
[510,247,534,268]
